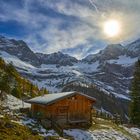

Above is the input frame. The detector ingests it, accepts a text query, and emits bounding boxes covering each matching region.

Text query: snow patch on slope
[108,55,138,66]
[64,128,132,140]
[75,61,99,73]
[2,94,30,110]
[0,51,35,70]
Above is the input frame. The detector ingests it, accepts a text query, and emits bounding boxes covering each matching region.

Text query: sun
[103,19,121,37]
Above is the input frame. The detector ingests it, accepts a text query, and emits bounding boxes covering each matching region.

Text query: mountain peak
[102,44,124,52]
[0,36,40,66]
[82,44,125,63]
[125,38,140,57]
[126,38,140,50]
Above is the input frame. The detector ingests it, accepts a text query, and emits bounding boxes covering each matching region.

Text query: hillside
[0,96,140,140]
[0,58,48,140]
[64,117,140,140]
[0,57,48,100]
[0,115,43,140]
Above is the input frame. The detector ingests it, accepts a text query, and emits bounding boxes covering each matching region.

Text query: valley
[0,35,140,120]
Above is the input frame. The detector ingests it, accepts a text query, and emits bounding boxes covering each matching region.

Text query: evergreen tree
[43,88,48,95]
[11,85,22,99]
[39,87,44,96]
[30,83,34,97]
[0,73,10,94]
[38,87,48,96]
[130,60,140,126]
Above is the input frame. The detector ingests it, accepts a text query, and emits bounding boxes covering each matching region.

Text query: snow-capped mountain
[0,35,139,119]
[36,51,78,66]
[0,36,40,66]
[0,35,139,98]
[80,43,139,100]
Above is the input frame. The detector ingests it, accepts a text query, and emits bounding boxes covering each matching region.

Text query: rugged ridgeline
[0,35,140,119]
[36,51,78,66]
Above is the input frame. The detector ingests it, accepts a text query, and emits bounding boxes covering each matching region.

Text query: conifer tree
[0,73,10,95]
[30,83,33,97]
[43,88,48,95]
[11,85,22,99]
[130,60,140,126]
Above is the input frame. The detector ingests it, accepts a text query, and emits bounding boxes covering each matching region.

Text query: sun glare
[103,19,121,37]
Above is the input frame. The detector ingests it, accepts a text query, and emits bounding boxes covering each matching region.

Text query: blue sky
[0,0,140,59]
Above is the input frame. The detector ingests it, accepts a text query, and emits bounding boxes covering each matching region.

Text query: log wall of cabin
[31,94,94,123]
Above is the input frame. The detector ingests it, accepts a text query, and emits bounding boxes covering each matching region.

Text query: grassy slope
[0,116,43,140]
[89,117,139,140]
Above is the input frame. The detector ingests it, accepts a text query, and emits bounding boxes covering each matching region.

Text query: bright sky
[0,0,140,59]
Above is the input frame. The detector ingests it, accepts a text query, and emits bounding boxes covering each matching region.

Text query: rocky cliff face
[36,51,78,66]
[125,38,140,57]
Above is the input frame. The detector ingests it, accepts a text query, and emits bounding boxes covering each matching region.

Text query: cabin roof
[26,91,96,105]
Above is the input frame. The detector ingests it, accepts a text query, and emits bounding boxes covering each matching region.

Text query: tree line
[0,57,48,101]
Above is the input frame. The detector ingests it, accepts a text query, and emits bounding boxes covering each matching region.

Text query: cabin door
[56,106,68,121]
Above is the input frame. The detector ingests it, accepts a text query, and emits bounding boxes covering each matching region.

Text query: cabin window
[68,96,77,100]
[72,97,76,100]
[57,106,68,115]
[59,108,67,113]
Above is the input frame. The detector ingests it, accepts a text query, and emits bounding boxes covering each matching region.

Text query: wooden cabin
[27,91,96,126]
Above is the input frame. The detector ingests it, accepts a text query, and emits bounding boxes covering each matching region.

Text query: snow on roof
[26,91,96,105]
